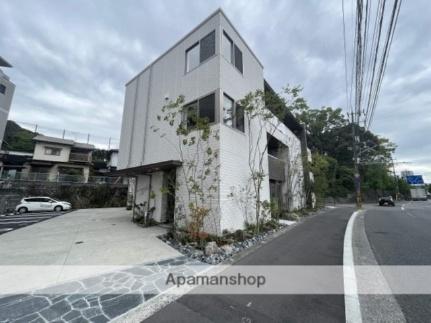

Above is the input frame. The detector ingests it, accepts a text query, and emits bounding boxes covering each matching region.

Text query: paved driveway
[0,207,181,293]
[0,211,67,235]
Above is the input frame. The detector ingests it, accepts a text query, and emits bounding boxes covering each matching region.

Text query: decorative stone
[220,245,233,255]
[204,241,219,256]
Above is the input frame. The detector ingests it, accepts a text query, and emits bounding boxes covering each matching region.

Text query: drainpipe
[146,174,153,213]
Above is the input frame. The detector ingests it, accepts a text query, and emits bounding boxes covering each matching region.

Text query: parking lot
[0,211,67,235]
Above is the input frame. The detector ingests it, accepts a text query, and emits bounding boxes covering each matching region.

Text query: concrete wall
[33,142,71,163]
[0,69,15,146]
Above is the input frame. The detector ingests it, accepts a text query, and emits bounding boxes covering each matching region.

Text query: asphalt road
[0,211,67,235]
[145,206,354,323]
[365,201,431,322]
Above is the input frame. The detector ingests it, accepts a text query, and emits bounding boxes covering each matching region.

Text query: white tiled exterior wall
[118,9,306,234]
[0,68,15,146]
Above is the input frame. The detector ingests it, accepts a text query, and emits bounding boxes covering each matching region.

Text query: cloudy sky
[1,0,430,181]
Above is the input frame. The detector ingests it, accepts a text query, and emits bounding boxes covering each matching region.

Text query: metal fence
[0,172,123,184]
[13,121,120,150]
[0,194,21,214]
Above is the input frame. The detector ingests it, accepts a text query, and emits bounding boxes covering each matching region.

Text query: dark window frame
[222,93,234,126]
[0,83,6,94]
[200,30,216,64]
[185,42,200,73]
[234,44,243,74]
[223,92,245,133]
[222,31,234,63]
[185,30,216,74]
[182,92,216,129]
[222,30,243,74]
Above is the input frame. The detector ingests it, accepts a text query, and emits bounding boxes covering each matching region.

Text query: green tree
[1,121,36,152]
[153,95,220,237]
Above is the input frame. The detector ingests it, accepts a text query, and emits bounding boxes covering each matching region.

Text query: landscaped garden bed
[158,219,297,264]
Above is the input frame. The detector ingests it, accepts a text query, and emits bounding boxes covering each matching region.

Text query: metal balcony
[69,152,91,163]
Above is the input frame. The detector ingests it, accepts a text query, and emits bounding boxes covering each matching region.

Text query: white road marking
[0,220,40,225]
[343,210,363,323]
[0,215,53,220]
[401,204,405,211]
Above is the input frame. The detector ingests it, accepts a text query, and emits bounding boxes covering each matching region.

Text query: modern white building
[117,9,311,235]
[0,56,15,148]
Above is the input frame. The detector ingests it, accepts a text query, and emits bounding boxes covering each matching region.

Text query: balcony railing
[69,152,91,163]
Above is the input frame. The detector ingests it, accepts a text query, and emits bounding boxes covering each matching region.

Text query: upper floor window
[223,93,245,132]
[222,31,243,74]
[222,32,233,64]
[234,45,243,73]
[186,43,200,72]
[223,94,234,126]
[183,93,215,128]
[0,84,6,94]
[185,30,215,73]
[45,146,62,156]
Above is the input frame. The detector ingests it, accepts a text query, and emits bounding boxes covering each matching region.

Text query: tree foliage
[1,120,36,152]
[289,94,398,200]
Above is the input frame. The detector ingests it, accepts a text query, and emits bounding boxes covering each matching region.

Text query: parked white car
[15,197,72,214]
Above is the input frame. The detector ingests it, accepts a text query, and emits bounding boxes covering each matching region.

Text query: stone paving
[0,256,208,323]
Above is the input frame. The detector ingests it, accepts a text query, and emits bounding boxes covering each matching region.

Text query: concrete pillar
[82,166,90,183]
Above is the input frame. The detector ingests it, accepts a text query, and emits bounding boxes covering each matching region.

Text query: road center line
[343,210,363,323]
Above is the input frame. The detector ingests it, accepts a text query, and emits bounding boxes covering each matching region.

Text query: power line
[341,0,403,207]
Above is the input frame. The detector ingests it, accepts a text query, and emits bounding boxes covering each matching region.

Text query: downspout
[146,174,153,213]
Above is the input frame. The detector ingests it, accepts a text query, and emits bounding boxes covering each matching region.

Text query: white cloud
[1,0,429,180]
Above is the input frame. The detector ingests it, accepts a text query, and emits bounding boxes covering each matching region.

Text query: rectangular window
[222,31,243,74]
[223,93,245,132]
[235,104,245,132]
[223,94,234,127]
[199,93,215,123]
[185,30,215,73]
[183,93,216,129]
[0,84,6,94]
[44,146,62,156]
[186,43,199,72]
[184,101,198,128]
[200,31,215,63]
[234,44,243,73]
[222,32,233,63]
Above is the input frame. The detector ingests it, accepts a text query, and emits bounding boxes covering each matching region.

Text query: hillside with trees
[1,121,36,152]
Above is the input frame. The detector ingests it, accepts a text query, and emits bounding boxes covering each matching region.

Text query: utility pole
[351,113,362,208]
[391,156,400,200]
